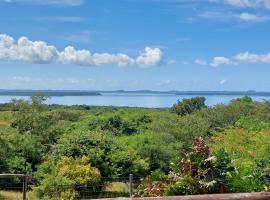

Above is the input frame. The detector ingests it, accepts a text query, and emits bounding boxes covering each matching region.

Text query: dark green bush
[171,96,206,116]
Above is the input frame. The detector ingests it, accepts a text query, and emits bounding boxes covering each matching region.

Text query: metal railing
[0,174,28,200]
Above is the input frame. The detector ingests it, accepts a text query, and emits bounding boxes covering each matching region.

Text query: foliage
[136,138,234,197]
[171,96,206,116]
[1,96,270,198]
[10,95,56,139]
[210,118,270,192]
[89,114,152,135]
[53,131,148,178]
[118,133,182,172]
[35,156,101,200]
[51,110,83,122]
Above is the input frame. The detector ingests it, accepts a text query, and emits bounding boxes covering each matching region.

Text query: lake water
[1,93,270,108]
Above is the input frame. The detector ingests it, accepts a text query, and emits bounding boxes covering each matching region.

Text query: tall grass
[0,190,38,200]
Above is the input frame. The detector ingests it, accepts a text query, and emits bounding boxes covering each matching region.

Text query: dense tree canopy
[1,95,270,199]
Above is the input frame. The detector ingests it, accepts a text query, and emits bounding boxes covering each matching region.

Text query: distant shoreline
[0,90,101,97]
[1,89,270,97]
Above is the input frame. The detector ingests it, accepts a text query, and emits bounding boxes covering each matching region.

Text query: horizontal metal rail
[0,173,28,200]
[0,173,26,178]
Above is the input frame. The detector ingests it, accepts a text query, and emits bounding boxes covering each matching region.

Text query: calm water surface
[0,93,270,108]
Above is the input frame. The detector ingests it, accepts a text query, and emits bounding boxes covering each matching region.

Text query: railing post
[22,174,27,200]
[129,174,133,199]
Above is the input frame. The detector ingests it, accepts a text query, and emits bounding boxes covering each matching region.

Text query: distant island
[1,89,270,97]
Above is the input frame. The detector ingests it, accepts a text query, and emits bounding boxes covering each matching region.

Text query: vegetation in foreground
[1,95,270,199]
[0,190,38,200]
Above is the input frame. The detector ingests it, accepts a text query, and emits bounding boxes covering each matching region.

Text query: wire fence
[0,174,143,200]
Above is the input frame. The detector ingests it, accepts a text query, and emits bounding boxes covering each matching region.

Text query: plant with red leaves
[136,137,234,197]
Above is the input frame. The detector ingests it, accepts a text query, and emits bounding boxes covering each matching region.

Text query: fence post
[129,174,133,199]
[22,174,27,200]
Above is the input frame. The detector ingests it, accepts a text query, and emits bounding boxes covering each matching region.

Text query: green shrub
[211,124,270,192]
[89,115,138,135]
[171,97,206,116]
[35,156,101,200]
[136,138,234,197]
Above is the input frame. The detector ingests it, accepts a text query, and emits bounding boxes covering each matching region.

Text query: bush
[210,122,270,192]
[136,138,234,197]
[53,132,149,178]
[35,156,101,200]
[52,110,83,122]
[171,97,206,116]
[89,115,138,135]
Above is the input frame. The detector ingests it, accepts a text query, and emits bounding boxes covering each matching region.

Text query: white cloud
[220,79,227,85]
[240,13,258,21]
[195,59,207,65]
[59,46,163,67]
[0,0,83,6]
[235,51,270,63]
[136,47,163,68]
[239,12,267,22]
[94,53,135,67]
[0,34,58,63]
[198,10,269,23]
[210,56,234,67]
[205,51,270,67]
[0,34,14,59]
[0,33,163,68]
[225,0,253,7]
[17,37,59,64]
[224,0,270,9]
[59,46,135,67]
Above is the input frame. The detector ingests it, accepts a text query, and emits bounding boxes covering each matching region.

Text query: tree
[10,94,62,144]
[0,135,10,173]
[35,156,101,200]
[171,97,206,116]
[53,131,148,178]
[10,94,49,134]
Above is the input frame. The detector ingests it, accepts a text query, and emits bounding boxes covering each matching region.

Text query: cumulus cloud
[210,57,234,67]
[195,59,207,65]
[59,46,135,67]
[0,34,58,63]
[235,51,270,63]
[0,34,163,68]
[136,47,163,68]
[207,51,270,67]
[0,0,84,6]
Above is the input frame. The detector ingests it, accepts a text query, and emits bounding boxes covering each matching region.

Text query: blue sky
[0,0,270,91]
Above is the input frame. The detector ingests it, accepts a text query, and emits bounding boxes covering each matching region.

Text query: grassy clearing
[105,182,129,193]
[0,190,37,200]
